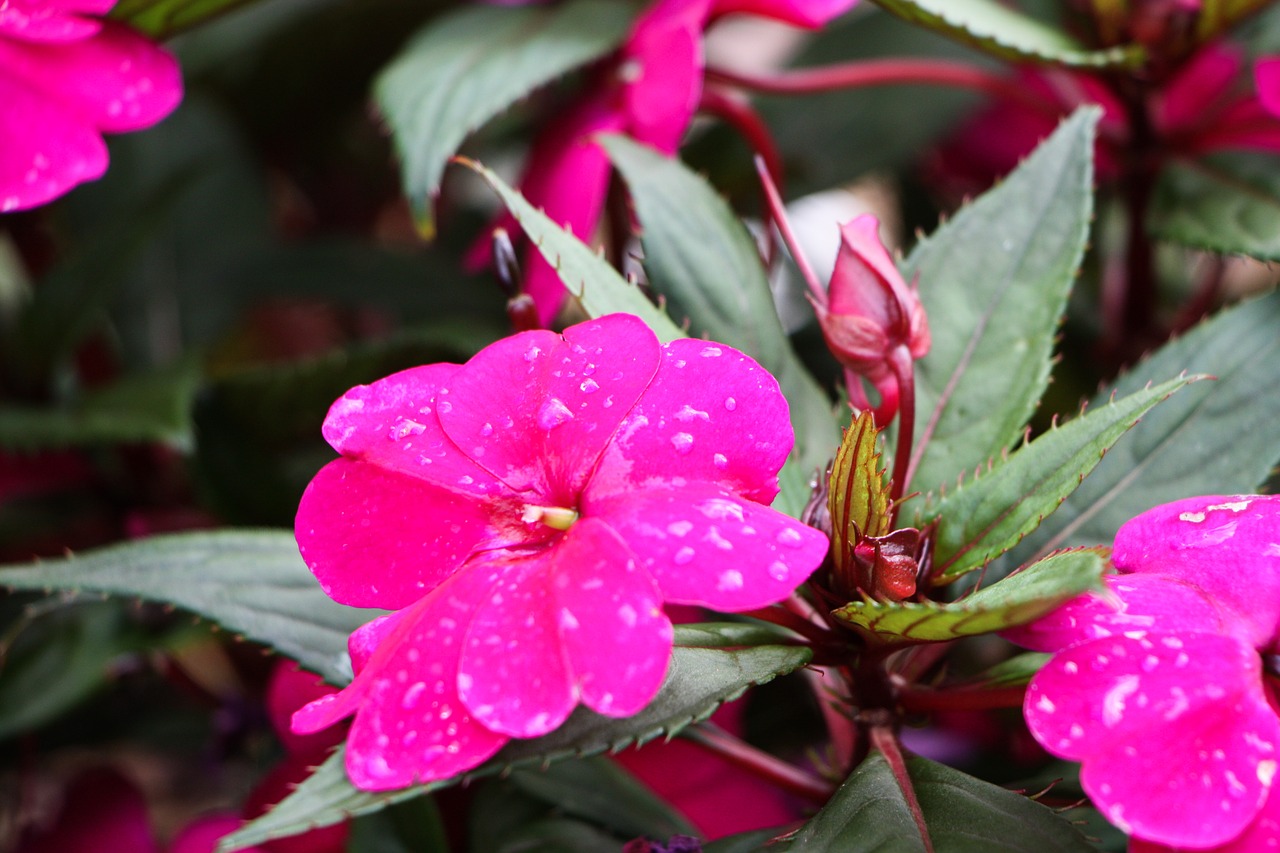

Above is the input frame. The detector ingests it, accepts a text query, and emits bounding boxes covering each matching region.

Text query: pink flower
[291,312,828,790]
[0,0,182,212]
[483,0,855,326]
[813,214,929,423]
[1007,495,1280,850]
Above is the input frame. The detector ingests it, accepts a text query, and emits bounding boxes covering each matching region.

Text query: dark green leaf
[492,818,624,853]
[0,359,201,452]
[775,752,1096,852]
[346,795,450,853]
[1008,290,1280,562]
[832,549,1105,644]
[376,0,635,232]
[602,135,839,478]
[0,531,376,685]
[462,159,683,340]
[921,376,1195,584]
[218,624,810,849]
[957,652,1052,689]
[870,0,1141,67]
[904,108,1097,500]
[1150,153,1280,261]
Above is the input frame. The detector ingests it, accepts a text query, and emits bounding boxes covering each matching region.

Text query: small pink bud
[813,215,930,422]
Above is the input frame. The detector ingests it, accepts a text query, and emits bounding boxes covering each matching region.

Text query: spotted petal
[1025,631,1278,849]
[293,571,511,791]
[589,480,827,610]
[1130,783,1280,852]
[1112,495,1280,648]
[588,337,793,505]
[437,313,661,501]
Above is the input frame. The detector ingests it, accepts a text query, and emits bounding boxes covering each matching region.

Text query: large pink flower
[292,313,828,790]
[0,0,182,212]
[1007,495,1280,850]
[483,0,855,326]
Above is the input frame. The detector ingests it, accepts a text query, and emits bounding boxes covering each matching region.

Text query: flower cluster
[0,0,182,212]
[292,313,828,790]
[1008,495,1280,850]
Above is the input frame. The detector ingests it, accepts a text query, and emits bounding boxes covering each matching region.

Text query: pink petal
[552,518,673,717]
[586,337,792,505]
[458,551,577,738]
[1131,785,1280,852]
[1025,631,1278,849]
[1155,43,1243,136]
[170,815,266,853]
[295,458,516,609]
[0,73,106,211]
[21,768,162,853]
[622,0,709,153]
[294,573,511,791]
[510,91,625,326]
[589,480,827,610]
[827,215,905,321]
[0,0,103,41]
[1003,571,1228,654]
[1258,58,1280,119]
[1112,495,1280,648]
[437,314,661,501]
[0,22,181,133]
[265,661,342,755]
[710,0,857,28]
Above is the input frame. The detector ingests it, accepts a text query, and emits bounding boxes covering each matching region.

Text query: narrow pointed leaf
[1150,153,1280,261]
[920,376,1196,584]
[830,411,892,544]
[832,548,1105,645]
[218,624,810,850]
[602,135,839,477]
[904,109,1097,500]
[377,1,635,233]
[0,531,376,685]
[870,0,1141,68]
[774,752,1096,852]
[1007,290,1280,564]
[462,159,683,342]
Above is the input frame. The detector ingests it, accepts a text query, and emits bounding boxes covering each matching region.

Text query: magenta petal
[0,0,102,41]
[587,337,792,505]
[437,314,661,501]
[1112,495,1280,647]
[1003,572,1228,653]
[590,481,826,610]
[459,551,576,738]
[296,575,511,791]
[1131,785,1280,852]
[1025,632,1277,848]
[0,23,181,132]
[553,519,673,717]
[295,458,506,609]
[0,73,106,211]
[622,0,708,153]
[1155,43,1242,135]
[1258,58,1280,119]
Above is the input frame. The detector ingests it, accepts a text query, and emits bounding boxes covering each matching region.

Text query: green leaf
[1006,290,1280,563]
[957,651,1052,689]
[832,548,1104,644]
[870,0,1140,67]
[345,795,450,853]
[904,108,1097,500]
[0,531,376,685]
[1150,153,1280,261]
[775,752,1096,852]
[376,0,635,233]
[921,376,1195,584]
[0,359,201,452]
[109,0,266,37]
[1196,0,1278,40]
[462,159,684,342]
[218,624,811,850]
[602,135,839,477]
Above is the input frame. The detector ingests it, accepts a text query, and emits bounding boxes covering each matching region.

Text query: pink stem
[706,59,1060,121]
[886,346,916,518]
[754,157,828,307]
[870,726,934,853]
[683,722,835,804]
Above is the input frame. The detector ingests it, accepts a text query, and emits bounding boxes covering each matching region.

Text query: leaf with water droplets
[831,548,1104,645]
[216,623,811,850]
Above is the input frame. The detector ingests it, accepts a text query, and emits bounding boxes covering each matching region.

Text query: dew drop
[438,400,453,414]
[390,418,427,440]
[524,345,543,362]
[583,363,597,376]
[713,453,728,470]
[670,432,695,454]
[717,570,744,591]
[667,520,693,537]
[767,561,789,581]
[538,398,575,430]
[700,346,723,358]
[776,527,804,547]
[480,422,494,437]
[580,378,600,394]
[618,604,638,627]
[674,546,696,565]
[402,682,427,709]
[724,397,737,411]
[675,404,710,423]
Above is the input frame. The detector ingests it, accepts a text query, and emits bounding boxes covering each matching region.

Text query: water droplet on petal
[390,418,427,440]
[580,378,600,394]
[538,398,575,430]
[618,604,638,627]
[674,546,696,565]
[667,520,693,537]
[480,422,494,437]
[713,453,728,469]
[768,561,789,581]
[724,397,737,411]
[583,363,596,376]
[524,345,543,362]
[776,527,804,547]
[402,682,427,709]
[437,400,453,414]
[700,346,723,358]
[671,433,695,454]
[675,404,710,423]
[717,570,744,591]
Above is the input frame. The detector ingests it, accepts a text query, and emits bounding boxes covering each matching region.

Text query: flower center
[521,504,579,531]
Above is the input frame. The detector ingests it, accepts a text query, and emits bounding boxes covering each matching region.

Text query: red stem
[706,59,1060,121]
[682,722,836,804]
[754,156,828,307]
[896,683,1028,714]
[870,726,934,853]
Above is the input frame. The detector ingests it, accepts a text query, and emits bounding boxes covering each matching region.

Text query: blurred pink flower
[484,0,855,326]
[0,0,182,212]
[292,312,828,789]
[933,42,1280,194]
[1007,495,1280,850]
